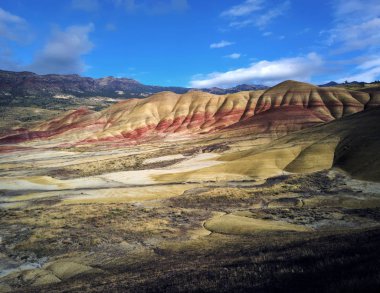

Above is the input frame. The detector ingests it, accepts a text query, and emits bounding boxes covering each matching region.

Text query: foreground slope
[1,80,378,145]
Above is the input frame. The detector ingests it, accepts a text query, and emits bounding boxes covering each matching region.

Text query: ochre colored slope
[157,107,380,182]
[0,80,377,145]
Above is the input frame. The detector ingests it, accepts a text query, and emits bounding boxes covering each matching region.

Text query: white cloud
[326,0,380,52]
[229,19,253,29]
[337,68,380,83]
[358,57,380,70]
[0,7,30,42]
[0,8,29,70]
[221,0,263,17]
[337,55,380,82]
[315,0,380,83]
[210,40,234,49]
[27,24,94,74]
[0,10,94,74]
[225,53,241,59]
[222,0,289,29]
[328,18,380,52]
[190,53,323,88]
[255,1,290,29]
[334,0,380,20]
[262,31,272,37]
[0,8,24,23]
[71,0,99,12]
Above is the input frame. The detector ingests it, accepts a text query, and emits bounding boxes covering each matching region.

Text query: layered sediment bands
[246,81,367,120]
[156,107,380,183]
[0,108,103,143]
[0,80,378,145]
[227,106,327,136]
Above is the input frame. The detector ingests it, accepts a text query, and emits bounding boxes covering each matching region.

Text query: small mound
[43,261,94,280]
[284,141,338,173]
[21,269,61,286]
[204,213,310,235]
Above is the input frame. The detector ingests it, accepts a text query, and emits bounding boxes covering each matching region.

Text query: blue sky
[1,0,380,88]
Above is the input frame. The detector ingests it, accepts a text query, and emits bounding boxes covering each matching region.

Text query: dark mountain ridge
[0,70,267,101]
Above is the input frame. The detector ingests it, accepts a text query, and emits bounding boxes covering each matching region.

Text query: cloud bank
[28,24,94,74]
[0,7,29,42]
[190,53,323,88]
[325,0,380,81]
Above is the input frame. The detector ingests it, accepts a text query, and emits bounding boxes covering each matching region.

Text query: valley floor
[1,135,380,292]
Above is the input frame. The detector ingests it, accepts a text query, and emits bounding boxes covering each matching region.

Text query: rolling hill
[1,80,378,146]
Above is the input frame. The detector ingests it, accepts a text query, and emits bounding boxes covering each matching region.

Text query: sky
[0,0,380,88]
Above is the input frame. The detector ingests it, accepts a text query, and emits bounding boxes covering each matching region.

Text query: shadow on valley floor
[19,228,380,293]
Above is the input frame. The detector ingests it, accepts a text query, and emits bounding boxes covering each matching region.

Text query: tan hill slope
[0,80,378,145]
[157,106,380,182]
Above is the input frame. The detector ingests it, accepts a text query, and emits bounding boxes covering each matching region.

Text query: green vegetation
[0,106,63,134]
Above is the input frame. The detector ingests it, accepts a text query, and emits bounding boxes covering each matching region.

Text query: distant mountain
[319,80,380,88]
[0,70,267,101]
[319,81,339,87]
[319,81,366,87]
[0,70,189,99]
[201,84,268,94]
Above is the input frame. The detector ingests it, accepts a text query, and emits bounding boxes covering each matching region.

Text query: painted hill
[0,80,379,145]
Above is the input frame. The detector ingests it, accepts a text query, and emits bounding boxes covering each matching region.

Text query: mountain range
[0,70,267,101]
